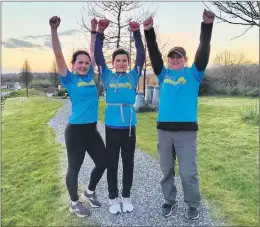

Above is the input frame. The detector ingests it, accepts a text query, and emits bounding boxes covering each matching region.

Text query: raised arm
[194,10,215,71]
[143,17,164,75]
[129,22,145,76]
[94,19,109,76]
[90,18,98,68]
[49,16,67,77]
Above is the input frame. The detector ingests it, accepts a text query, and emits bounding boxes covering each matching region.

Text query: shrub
[31,79,52,88]
[229,87,240,96]
[239,104,259,125]
[1,94,8,103]
[202,64,259,97]
[199,76,211,96]
[245,88,259,98]
[136,104,157,113]
[210,83,229,96]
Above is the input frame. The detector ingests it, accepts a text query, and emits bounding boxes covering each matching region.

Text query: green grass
[7,88,37,98]
[98,97,259,226]
[239,104,259,126]
[2,97,94,226]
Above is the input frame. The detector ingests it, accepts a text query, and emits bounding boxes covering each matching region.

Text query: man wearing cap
[143,9,215,220]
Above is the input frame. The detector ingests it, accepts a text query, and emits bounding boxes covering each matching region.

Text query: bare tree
[210,50,254,87]
[49,60,60,88]
[204,2,259,39]
[213,50,252,66]
[80,1,155,51]
[79,1,157,94]
[20,59,33,97]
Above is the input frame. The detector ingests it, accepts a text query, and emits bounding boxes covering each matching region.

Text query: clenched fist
[91,18,98,31]
[203,9,215,24]
[98,19,110,32]
[49,16,60,29]
[143,17,153,30]
[129,21,140,32]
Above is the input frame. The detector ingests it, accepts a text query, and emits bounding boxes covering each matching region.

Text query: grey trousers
[157,129,201,208]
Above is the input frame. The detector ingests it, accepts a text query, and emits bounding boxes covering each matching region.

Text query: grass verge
[2,97,94,226]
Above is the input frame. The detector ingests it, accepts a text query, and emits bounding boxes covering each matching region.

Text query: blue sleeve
[129,69,140,88]
[87,65,94,79]
[60,69,72,87]
[157,66,167,85]
[133,30,145,77]
[94,32,107,82]
[191,63,205,83]
[101,66,113,87]
[97,65,114,91]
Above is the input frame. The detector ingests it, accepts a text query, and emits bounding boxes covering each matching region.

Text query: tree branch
[229,25,254,41]
[203,1,259,27]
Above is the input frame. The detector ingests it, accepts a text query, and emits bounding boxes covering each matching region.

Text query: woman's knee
[67,164,81,176]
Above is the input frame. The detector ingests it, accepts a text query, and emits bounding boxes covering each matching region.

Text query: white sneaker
[109,198,122,214]
[122,197,134,213]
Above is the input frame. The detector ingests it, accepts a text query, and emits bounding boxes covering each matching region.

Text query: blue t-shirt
[101,66,139,128]
[60,66,98,124]
[157,63,204,122]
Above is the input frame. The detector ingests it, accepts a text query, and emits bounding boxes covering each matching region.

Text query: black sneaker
[82,190,101,208]
[69,201,90,217]
[188,207,199,220]
[161,201,178,217]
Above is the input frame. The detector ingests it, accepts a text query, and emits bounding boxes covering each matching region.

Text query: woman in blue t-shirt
[49,16,107,217]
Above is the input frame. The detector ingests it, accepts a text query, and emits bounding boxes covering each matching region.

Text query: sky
[1,1,259,73]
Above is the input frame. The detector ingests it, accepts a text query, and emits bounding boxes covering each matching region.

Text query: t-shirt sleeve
[60,69,72,87]
[191,63,205,83]
[101,66,113,89]
[157,66,167,85]
[87,65,94,80]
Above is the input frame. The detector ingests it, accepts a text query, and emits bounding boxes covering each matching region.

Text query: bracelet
[91,31,97,34]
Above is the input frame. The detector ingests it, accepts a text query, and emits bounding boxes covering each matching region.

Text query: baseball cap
[167,47,186,58]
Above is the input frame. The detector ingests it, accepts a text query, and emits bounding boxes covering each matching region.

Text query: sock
[71,200,78,206]
[86,188,94,194]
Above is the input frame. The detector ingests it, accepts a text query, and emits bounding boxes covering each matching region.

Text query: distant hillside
[1,73,51,83]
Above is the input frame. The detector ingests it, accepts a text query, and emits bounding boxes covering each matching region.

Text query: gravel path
[49,100,226,226]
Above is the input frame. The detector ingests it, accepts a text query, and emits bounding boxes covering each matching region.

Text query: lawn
[98,97,259,226]
[1,97,93,226]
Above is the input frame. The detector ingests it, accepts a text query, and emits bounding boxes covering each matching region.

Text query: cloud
[25,34,49,39]
[59,29,79,36]
[23,29,80,40]
[2,38,43,49]
[2,29,80,50]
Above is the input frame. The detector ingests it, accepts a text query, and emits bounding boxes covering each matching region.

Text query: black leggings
[65,123,107,202]
[105,127,136,199]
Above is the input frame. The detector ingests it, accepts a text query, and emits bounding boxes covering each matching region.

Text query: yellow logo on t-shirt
[109,82,132,89]
[77,80,95,87]
[164,77,186,85]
